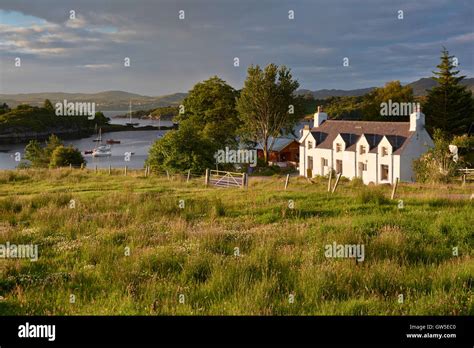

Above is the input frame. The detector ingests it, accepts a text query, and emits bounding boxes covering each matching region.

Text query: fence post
[95,165,98,173]
[391,177,399,200]
[124,166,127,176]
[327,169,333,192]
[108,165,111,175]
[80,163,84,170]
[331,173,342,193]
[241,173,247,189]
[144,166,148,177]
[462,174,466,186]
[284,174,290,190]
[205,169,210,186]
[166,170,170,180]
[187,169,191,183]
[69,163,72,170]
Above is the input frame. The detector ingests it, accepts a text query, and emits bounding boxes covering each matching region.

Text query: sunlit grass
[0,168,472,315]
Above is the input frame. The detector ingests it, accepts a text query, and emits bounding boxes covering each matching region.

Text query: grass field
[0,168,473,315]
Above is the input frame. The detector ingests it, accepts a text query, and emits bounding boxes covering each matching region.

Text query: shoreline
[0,123,177,145]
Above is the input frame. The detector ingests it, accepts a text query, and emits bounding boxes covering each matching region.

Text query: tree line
[15,48,474,179]
[147,48,473,176]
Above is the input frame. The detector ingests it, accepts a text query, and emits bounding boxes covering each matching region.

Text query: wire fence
[15,164,298,190]
[47,163,205,182]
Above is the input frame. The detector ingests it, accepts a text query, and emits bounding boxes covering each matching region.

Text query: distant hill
[407,77,474,96]
[2,77,473,110]
[297,77,474,99]
[0,91,187,110]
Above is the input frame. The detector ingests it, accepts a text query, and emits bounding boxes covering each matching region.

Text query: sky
[0,0,473,95]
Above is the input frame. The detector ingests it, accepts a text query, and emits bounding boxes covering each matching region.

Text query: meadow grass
[0,168,472,315]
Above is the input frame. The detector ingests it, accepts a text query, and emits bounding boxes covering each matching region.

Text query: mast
[129,100,132,123]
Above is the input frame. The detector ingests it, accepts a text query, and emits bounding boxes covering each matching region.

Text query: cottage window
[322,158,328,166]
[336,143,342,152]
[308,141,313,149]
[381,147,388,156]
[359,145,366,154]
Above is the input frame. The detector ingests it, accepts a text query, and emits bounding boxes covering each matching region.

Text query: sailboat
[125,100,139,126]
[92,128,112,157]
[93,127,102,142]
[92,144,112,157]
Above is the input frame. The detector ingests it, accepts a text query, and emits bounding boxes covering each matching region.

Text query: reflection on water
[0,113,173,169]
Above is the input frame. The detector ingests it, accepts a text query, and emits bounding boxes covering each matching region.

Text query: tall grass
[0,169,472,315]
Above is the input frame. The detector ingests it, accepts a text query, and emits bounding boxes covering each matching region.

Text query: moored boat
[125,100,139,126]
[92,144,112,157]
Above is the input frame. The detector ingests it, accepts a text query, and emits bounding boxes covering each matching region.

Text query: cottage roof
[309,120,413,154]
[255,137,297,152]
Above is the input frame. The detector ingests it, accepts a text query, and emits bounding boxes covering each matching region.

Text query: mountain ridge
[2,78,473,110]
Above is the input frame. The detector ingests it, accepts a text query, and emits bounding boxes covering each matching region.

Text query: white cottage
[299,106,434,184]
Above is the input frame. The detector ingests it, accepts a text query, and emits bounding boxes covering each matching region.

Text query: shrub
[49,146,85,168]
[413,129,461,183]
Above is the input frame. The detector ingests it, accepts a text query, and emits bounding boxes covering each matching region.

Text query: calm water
[0,111,173,169]
[0,111,310,170]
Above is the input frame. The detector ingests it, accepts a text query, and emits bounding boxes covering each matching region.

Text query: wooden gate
[205,169,247,188]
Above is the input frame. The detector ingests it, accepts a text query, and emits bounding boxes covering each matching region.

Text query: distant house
[299,106,434,184]
[256,137,299,167]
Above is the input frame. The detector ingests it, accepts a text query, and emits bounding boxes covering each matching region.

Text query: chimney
[300,124,310,141]
[409,103,425,131]
[314,106,328,127]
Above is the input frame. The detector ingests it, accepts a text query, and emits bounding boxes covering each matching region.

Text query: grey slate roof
[308,120,413,154]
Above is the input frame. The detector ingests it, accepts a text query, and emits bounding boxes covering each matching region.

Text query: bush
[413,129,461,183]
[146,121,216,173]
[25,134,64,168]
[49,146,85,168]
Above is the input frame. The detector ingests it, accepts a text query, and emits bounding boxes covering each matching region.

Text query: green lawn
[0,168,472,315]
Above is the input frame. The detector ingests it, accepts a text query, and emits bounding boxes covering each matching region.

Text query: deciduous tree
[237,64,302,164]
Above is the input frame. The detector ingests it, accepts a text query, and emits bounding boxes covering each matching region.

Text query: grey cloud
[0,0,472,94]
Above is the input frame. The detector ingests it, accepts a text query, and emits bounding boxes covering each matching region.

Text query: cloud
[0,0,472,95]
[64,15,88,29]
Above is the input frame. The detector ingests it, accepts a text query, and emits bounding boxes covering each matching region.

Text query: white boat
[92,144,112,157]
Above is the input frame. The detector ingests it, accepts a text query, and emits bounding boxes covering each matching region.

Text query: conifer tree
[423,48,474,136]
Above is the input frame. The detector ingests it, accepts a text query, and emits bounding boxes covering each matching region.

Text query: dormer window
[336,143,342,152]
[381,146,388,157]
[308,141,313,149]
[359,145,366,154]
